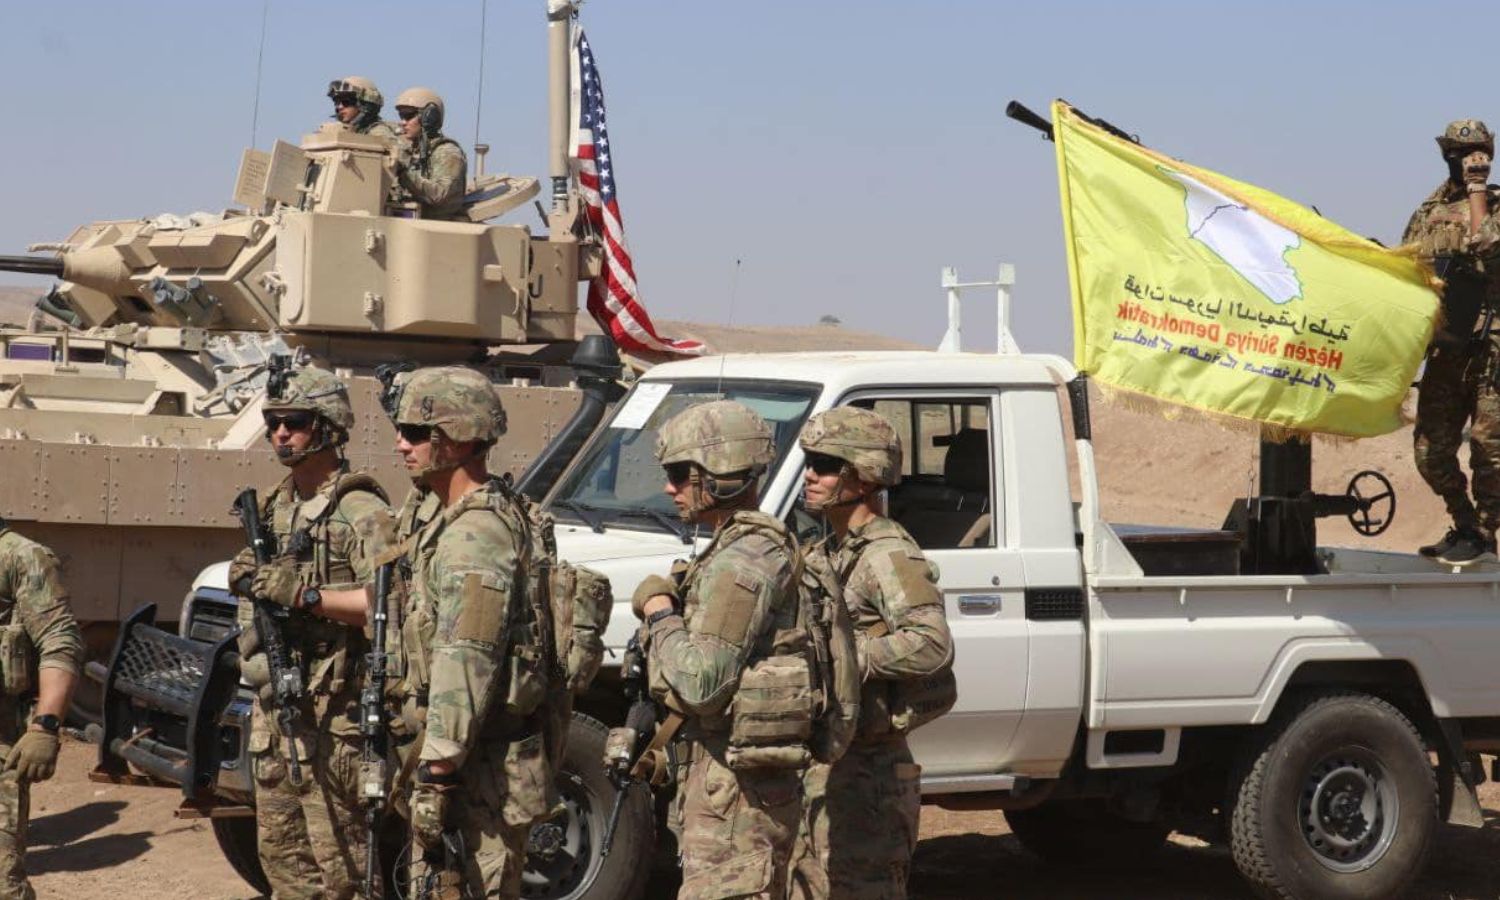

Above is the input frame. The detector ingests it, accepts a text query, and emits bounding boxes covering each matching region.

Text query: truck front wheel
[1228,692,1436,900]
[211,816,271,896]
[1004,800,1168,866]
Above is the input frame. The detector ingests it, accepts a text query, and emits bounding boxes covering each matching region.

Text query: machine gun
[231,487,306,786]
[361,559,395,899]
[1004,100,1139,144]
[599,630,658,857]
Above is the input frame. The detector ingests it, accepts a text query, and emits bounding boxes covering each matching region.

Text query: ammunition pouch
[725,655,814,770]
[502,639,547,717]
[0,625,35,697]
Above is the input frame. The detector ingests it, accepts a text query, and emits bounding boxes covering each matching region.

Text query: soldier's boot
[1419,527,1462,558]
[1437,527,1496,566]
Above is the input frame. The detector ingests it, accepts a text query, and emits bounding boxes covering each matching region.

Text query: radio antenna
[716,258,742,395]
[472,0,489,151]
[248,0,270,148]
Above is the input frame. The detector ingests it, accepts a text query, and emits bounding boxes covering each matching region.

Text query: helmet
[395,366,506,443]
[799,407,902,487]
[394,86,445,133]
[656,400,774,477]
[264,365,354,434]
[1437,119,1494,155]
[328,76,384,108]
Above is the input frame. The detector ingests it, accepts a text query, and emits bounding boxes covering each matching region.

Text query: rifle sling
[629,710,685,787]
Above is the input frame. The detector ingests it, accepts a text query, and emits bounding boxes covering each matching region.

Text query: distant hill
[0,287,37,327]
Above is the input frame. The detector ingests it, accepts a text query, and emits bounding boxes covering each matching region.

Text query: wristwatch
[300,586,323,611]
[30,714,60,734]
[646,607,678,628]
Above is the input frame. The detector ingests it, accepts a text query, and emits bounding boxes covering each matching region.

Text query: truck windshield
[548,379,819,533]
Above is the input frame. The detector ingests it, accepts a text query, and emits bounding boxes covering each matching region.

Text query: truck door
[838,389,1033,777]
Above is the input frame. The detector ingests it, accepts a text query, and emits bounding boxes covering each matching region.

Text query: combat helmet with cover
[328,75,384,109]
[395,366,506,444]
[394,86,446,134]
[1437,119,1495,155]
[263,361,353,465]
[656,400,775,476]
[799,406,903,488]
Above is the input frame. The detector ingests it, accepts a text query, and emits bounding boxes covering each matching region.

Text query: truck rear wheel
[1228,692,1436,900]
[1004,800,1168,866]
[211,816,271,897]
[522,712,654,900]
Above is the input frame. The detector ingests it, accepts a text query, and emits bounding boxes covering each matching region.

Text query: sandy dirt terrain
[24,739,1500,899]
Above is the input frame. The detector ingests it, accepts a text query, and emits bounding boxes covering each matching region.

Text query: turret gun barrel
[0,255,65,278]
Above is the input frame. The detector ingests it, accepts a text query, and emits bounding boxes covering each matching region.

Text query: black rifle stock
[232,487,306,786]
[600,631,655,857]
[362,560,395,899]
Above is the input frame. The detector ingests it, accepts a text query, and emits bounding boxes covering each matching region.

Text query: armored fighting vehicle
[0,27,608,665]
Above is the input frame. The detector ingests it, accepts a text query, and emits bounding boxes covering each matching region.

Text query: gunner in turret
[393,87,469,220]
[327,76,400,143]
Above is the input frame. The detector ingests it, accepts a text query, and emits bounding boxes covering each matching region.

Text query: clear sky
[0,1,1483,355]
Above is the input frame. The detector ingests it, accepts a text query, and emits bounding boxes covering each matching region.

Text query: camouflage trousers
[252,721,372,900]
[789,739,921,900]
[406,785,531,899]
[678,741,803,900]
[1414,339,1500,535]
[0,772,32,900]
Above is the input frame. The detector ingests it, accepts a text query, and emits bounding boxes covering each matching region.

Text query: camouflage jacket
[0,528,83,684]
[648,510,800,730]
[398,134,467,220]
[1404,183,1500,271]
[356,118,400,143]
[810,516,952,734]
[236,467,395,738]
[397,480,529,768]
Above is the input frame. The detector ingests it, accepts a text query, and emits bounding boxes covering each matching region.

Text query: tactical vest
[1410,185,1500,348]
[265,471,388,698]
[680,512,859,771]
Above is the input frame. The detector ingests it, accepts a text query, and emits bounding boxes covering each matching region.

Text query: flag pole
[547,0,576,212]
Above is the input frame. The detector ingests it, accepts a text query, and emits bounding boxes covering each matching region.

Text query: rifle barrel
[1004,101,1054,141]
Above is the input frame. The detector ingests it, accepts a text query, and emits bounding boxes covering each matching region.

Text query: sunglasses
[263,411,315,432]
[397,423,434,444]
[332,95,358,108]
[664,461,693,485]
[397,108,418,121]
[804,453,845,477]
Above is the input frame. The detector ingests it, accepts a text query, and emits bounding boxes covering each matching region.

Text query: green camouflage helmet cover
[396,366,506,442]
[655,400,775,476]
[264,365,354,433]
[799,407,903,487]
[1437,119,1494,155]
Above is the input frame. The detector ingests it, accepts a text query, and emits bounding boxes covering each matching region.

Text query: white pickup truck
[134,340,1500,900]
[536,344,1500,900]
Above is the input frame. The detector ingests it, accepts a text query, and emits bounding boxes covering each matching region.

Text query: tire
[1228,692,1437,900]
[211,815,272,897]
[1004,800,1169,866]
[522,712,654,900]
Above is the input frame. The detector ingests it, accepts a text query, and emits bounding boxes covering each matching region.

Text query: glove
[5,730,59,783]
[240,652,271,690]
[631,574,679,620]
[251,559,305,609]
[410,782,452,852]
[228,548,257,598]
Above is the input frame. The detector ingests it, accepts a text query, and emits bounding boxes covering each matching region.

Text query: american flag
[572,28,705,356]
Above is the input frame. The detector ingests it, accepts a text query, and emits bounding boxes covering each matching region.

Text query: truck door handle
[957,594,1001,615]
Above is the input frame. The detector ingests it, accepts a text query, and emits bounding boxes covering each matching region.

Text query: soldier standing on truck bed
[632,400,810,900]
[327,76,400,143]
[0,518,82,900]
[1406,119,1500,565]
[787,407,956,900]
[393,87,468,221]
[230,364,397,899]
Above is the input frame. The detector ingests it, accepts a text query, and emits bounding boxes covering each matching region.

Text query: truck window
[859,397,994,550]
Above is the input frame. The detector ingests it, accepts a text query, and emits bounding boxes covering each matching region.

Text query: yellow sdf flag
[1053,101,1439,437]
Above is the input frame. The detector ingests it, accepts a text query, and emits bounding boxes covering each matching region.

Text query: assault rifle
[1004,99,1139,145]
[231,487,306,786]
[361,559,395,899]
[599,630,659,857]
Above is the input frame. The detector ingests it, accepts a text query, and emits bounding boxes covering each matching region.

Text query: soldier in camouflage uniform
[0,520,82,900]
[393,87,468,221]
[384,366,556,898]
[789,408,955,900]
[1405,119,1500,564]
[633,400,807,900]
[231,364,397,899]
[327,76,400,143]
